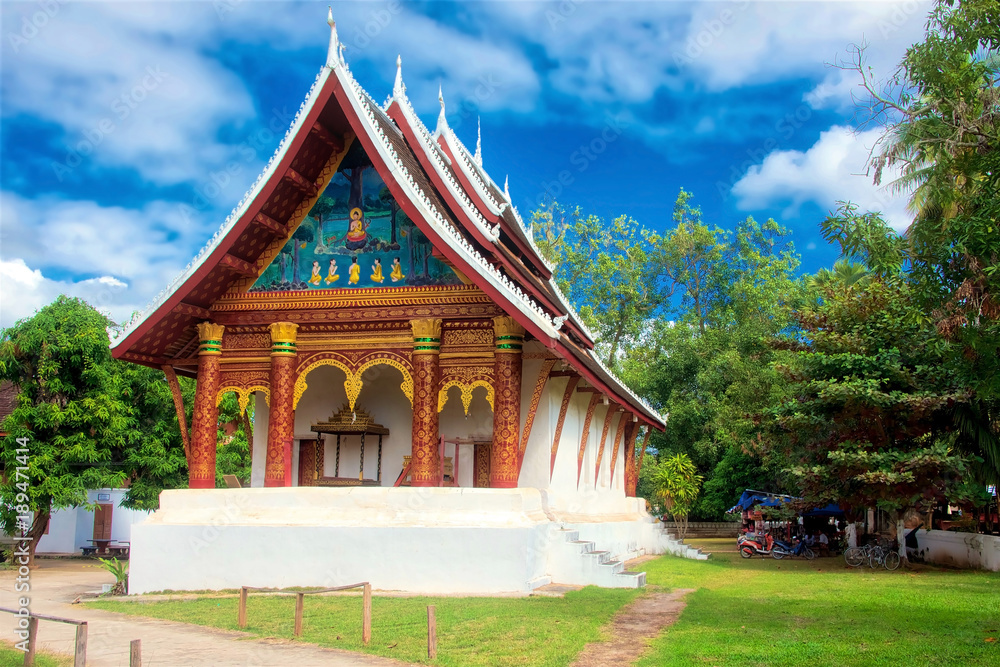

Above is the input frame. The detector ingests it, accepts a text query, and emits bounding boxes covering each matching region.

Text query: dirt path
[1,560,412,666]
[570,588,695,667]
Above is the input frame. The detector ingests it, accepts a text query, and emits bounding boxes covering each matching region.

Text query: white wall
[33,489,151,554]
[129,487,667,594]
[914,529,1000,571]
[251,391,268,488]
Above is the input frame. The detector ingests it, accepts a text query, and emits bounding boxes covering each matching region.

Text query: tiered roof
[109,12,663,429]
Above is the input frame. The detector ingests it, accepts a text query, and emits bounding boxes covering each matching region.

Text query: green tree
[766,268,973,559]
[844,0,1000,480]
[0,298,131,564]
[532,203,668,369]
[649,453,703,539]
[215,393,253,485]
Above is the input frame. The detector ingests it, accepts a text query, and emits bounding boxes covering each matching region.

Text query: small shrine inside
[112,12,670,595]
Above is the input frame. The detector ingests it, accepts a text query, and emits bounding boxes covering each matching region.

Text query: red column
[624,420,639,497]
[265,322,298,487]
[189,322,224,489]
[490,316,524,488]
[410,318,441,487]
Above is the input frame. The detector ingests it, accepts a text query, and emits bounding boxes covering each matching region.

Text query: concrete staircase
[546,529,647,588]
[661,529,711,561]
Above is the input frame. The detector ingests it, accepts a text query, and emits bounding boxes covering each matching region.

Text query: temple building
[112,12,671,594]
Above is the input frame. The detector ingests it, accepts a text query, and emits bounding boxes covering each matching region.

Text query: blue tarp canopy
[727,490,846,517]
[727,490,796,514]
[802,504,845,517]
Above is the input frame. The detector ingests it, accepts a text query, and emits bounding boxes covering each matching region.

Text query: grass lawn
[638,538,1000,667]
[88,586,639,666]
[85,540,1000,666]
[0,641,68,667]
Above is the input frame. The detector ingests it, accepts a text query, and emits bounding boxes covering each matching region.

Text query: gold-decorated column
[189,321,224,488]
[490,316,525,488]
[265,322,298,487]
[410,318,442,487]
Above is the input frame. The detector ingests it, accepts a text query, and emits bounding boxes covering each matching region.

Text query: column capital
[411,318,442,355]
[493,316,524,352]
[196,321,225,356]
[269,322,299,357]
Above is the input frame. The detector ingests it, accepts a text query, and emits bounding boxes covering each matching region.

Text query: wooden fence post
[129,639,141,667]
[427,605,437,659]
[294,593,304,637]
[73,623,87,667]
[238,587,248,629]
[24,616,38,667]
[362,583,372,645]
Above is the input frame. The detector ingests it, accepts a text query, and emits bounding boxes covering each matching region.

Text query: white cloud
[0,258,137,328]
[731,125,913,231]
[0,191,213,327]
[2,1,254,186]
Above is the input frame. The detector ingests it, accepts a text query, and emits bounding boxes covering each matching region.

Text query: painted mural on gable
[250,145,461,292]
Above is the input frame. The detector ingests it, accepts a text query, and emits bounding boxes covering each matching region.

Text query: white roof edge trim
[438,128,502,216]
[394,88,501,243]
[109,66,333,350]
[548,278,596,344]
[444,126,558,276]
[588,347,664,425]
[336,66,560,340]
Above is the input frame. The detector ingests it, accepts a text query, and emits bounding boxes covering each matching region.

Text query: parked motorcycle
[771,537,816,560]
[737,532,774,558]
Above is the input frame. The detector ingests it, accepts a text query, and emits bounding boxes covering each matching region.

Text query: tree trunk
[22,506,50,568]
[390,204,398,244]
[348,168,365,211]
[292,245,301,284]
[846,522,858,548]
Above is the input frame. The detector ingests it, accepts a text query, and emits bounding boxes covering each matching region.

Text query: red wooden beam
[220,253,257,277]
[173,302,211,320]
[310,122,344,151]
[594,405,618,486]
[252,211,287,235]
[284,167,319,198]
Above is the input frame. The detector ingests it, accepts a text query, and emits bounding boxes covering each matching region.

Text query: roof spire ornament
[504,175,510,199]
[393,54,405,97]
[326,7,341,69]
[436,84,449,133]
[474,117,483,167]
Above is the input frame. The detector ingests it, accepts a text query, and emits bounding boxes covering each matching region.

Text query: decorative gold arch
[293,356,353,410]
[216,385,270,415]
[438,380,494,415]
[356,356,414,407]
[293,353,414,411]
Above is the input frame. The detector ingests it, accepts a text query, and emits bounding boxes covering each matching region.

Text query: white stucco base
[128,488,669,594]
[912,529,1000,571]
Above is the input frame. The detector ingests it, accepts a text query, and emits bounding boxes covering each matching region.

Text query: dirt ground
[569,588,695,667]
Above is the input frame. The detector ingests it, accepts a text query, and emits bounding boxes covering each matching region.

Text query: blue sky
[0,0,928,327]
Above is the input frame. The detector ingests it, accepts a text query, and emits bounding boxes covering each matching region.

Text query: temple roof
[108,14,663,429]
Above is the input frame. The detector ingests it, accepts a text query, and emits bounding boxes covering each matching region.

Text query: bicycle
[868,544,901,571]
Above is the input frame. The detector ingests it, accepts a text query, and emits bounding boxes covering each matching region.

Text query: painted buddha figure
[390,257,405,282]
[345,207,368,250]
[348,256,360,284]
[371,257,384,283]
